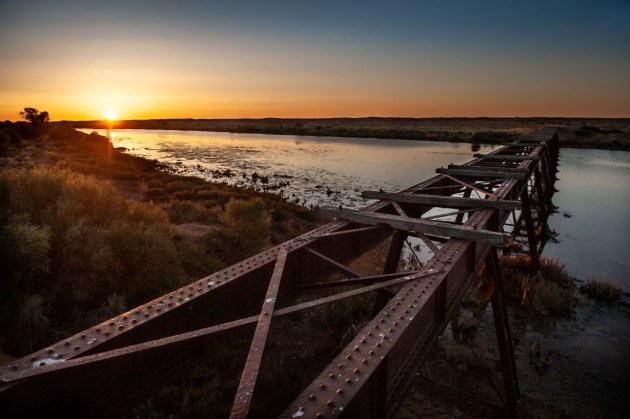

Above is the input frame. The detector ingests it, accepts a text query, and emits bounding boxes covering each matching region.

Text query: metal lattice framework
[0,127,559,418]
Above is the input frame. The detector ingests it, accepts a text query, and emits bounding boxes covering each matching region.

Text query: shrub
[13,122,39,140]
[167,201,208,223]
[0,167,185,354]
[12,294,52,354]
[0,130,10,148]
[500,256,576,315]
[222,198,271,250]
[580,278,623,302]
[2,127,23,145]
[2,217,51,282]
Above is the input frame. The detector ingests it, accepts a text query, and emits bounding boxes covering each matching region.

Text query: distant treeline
[62,117,630,150]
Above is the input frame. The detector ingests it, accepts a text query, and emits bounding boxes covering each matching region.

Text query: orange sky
[1,1,629,121]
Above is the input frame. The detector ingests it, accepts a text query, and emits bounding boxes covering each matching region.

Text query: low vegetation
[500,255,577,316]
[0,111,320,357]
[579,278,623,302]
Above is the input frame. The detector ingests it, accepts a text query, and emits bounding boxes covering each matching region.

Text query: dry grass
[579,278,623,302]
[500,256,577,315]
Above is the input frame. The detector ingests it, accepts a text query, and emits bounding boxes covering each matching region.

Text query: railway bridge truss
[0,127,559,418]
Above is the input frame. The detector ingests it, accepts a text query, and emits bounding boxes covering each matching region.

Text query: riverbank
[65,117,630,150]
[0,124,320,358]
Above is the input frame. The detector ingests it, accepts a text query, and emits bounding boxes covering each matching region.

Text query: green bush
[222,198,271,250]
[167,201,208,223]
[0,167,185,355]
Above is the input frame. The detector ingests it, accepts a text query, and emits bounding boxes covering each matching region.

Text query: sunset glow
[105,110,117,121]
[1,1,629,120]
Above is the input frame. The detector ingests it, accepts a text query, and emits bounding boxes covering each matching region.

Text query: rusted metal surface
[0,127,559,418]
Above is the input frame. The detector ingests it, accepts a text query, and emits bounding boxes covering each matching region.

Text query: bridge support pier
[488,247,520,418]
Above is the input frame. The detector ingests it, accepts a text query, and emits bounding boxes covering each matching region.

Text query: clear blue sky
[1,0,629,119]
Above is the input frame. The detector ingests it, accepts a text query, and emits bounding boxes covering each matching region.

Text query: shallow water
[543,148,630,286]
[83,129,499,209]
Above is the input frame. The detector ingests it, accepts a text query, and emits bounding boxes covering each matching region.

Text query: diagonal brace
[230,247,289,419]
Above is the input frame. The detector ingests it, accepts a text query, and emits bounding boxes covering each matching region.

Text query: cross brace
[361,191,521,210]
[319,207,509,246]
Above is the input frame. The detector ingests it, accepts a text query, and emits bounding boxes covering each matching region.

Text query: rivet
[309,394,316,400]
[65,342,70,346]
[377,342,382,347]
[132,319,137,324]
[104,331,110,336]
[337,364,344,369]
[385,313,390,317]
[109,322,114,326]
[353,346,360,352]
[368,332,373,336]
[264,312,269,316]
[329,373,336,379]
[319,384,327,390]
[39,362,46,367]
[118,325,124,330]
[394,322,399,326]
[47,348,54,354]
[374,325,380,329]
[336,389,343,395]
[346,355,353,360]
[316,413,324,418]
[74,346,80,351]
[10,365,17,370]
[361,359,368,365]
[369,350,375,356]
[144,313,149,317]
[346,378,352,384]
[379,319,385,323]
[354,368,360,374]
[361,338,367,344]
[95,328,101,333]
[327,400,334,407]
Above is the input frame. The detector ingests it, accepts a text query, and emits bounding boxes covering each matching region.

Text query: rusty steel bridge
[0,127,559,418]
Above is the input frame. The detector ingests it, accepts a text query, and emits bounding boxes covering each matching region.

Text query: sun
[105,110,117,121]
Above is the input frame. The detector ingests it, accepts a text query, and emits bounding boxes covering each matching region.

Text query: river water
[82,128,629,416]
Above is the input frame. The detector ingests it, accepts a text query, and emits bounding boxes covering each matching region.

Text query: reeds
[579,278,623,302]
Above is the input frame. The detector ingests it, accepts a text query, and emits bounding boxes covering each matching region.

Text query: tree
[19,107,50,124]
